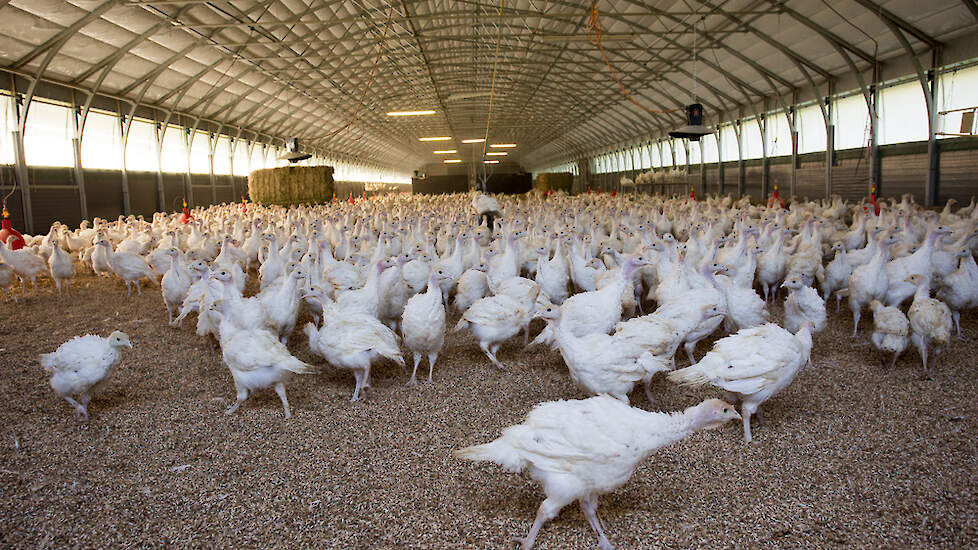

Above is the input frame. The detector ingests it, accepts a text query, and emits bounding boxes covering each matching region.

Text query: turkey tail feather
[666,365,710,386]
[454,439,525,473]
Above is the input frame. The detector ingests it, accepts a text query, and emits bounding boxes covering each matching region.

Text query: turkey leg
[515,496,569,550]
[580,494,614,550]
[274,382,292,419]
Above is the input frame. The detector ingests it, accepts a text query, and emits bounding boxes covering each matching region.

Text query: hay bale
[535,172,574,193]
[247,166,335,206]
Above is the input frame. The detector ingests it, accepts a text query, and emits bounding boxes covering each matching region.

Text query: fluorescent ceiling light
[484,160,500,164]
[539,33,634,42]
[446,91,493,101]
[461,138,486,143]
[433,149,457,154]
[489,143,516,148]
[419,136,452,141]
[387,110,436,116]
[443,159,462,164]
[485,152,507,156]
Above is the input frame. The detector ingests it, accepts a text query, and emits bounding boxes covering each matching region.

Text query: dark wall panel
[29,166,73,186]
[162,173,186,212]
[233,177,248,201]
[831,156,871,202]
[794,160,825,200]
[31,187,81,230]
[127,173,159,218]
[768,163,792,198]
[215,185,234,204]
[938,148,978,204]
[412,175,468,195]
[743,165,763,200]
[83,171,123,221]
[881,153,927,204]
[485,173,532,194]
[192,186,212,208]
[335,181,365,198]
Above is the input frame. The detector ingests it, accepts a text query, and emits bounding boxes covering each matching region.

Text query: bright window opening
[81,110,122,170]
[24,100,73,168]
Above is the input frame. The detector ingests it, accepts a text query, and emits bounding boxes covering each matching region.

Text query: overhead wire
[586,1,681,115]
[478,0,506,190]
[321,3,395,141]
[819,0,880,184]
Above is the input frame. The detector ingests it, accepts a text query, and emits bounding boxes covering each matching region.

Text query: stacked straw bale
[248,166,335,206]
[534,172,573,193]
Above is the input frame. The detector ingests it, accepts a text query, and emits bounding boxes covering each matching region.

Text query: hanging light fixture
[669,17,711,141]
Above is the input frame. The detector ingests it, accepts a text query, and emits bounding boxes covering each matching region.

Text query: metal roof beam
[10,0,118,71]
[849,0,940,48]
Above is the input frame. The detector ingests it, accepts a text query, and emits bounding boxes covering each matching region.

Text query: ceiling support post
[153,119,165,212]
[760,111,770,201]
[926,49,942,206]
[824,83,835,201]
[9,79,32,234]
[69,93,88,222]
[734,119,744,198]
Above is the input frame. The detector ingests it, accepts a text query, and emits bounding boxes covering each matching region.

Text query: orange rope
[480,0,504,161]
[322,5,395,140]
[587,1,681,115]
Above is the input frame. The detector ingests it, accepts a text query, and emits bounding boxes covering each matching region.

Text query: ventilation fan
[668,103,711,141]
[278,137,312,163]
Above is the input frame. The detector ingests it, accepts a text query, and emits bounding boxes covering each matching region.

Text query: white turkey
[782,276,827,334]
[904,274,953,378]
[531,256,648,348]
[259,265,308,344]
[668,321,814,442]
[160,248,192,326]
[868,300,909,371]
[848,234,899,336]
[538,305,670,402]
[39,330,133,421]
[453,261,489,315]
[455,396,740,550]
[47,241,75,297]
[664,262,729,364]
[95,239,155,296]
[818,243,851,311]
[0,240,46,295]
[472,192,502,231]
[613,304,724,369]
[304,313,405,402]
[213,301,316,418]
[936,249,978,338]
[400,269,450,385]
[455,286,539,369]
[883,225,951,307]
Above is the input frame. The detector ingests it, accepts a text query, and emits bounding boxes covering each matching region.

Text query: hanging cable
[587,1,681,115]
[819,0,879,183]
[321,4,395,141]
[478,0,505,189]
[678,0,707,111]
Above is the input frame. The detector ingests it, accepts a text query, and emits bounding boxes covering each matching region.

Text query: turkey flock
[12,188,978,550]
